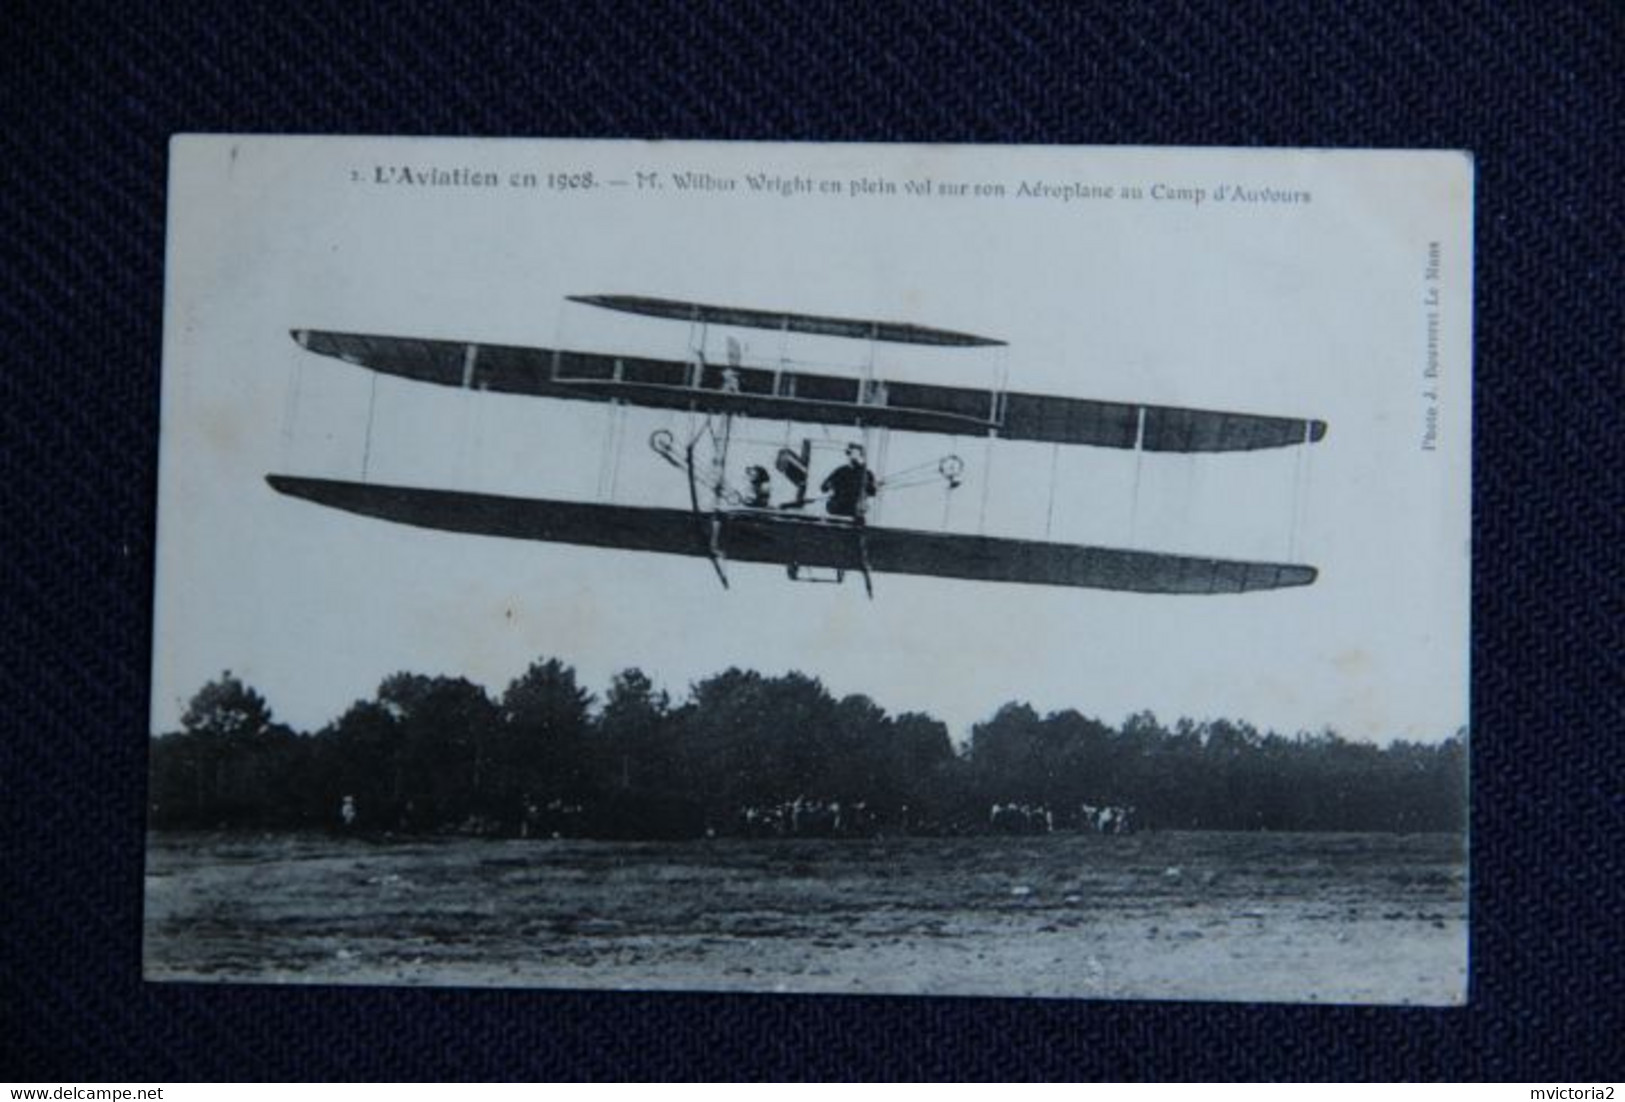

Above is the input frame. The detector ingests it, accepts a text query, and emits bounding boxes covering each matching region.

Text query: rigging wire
[1287,420,1312,561]
[279,353,305,469]
[1301,424,1316,559]
[977,433,994,534]
[360,371,379,481]
[471,380,487,487]
[1127,406,1147,547]
[455,346,479,486]
[877,428,890,523]
[1044,442,1060,540]
[608,402,626,501]
[878,457,952,482]
[598,400,625,501]
[973,344,1010,537]
[883,473,954,491]
[457,383,471,484]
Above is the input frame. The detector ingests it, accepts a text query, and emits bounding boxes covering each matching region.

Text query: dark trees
[149,664,1468,837]
[498,658,593,809]
[148,671,309,827]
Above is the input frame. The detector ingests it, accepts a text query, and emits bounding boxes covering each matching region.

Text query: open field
[144,830,1466,1003]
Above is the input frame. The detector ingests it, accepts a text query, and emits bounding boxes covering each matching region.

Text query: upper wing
[997,392,1324,451]
[292,330,1326,452]
[266,476,1317,594]
[567,294,1007,347]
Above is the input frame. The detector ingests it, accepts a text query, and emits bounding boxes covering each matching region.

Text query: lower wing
[265,475,1317,595]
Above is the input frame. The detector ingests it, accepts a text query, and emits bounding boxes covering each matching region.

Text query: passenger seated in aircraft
[821,443,878,519]
[744,465,772,508]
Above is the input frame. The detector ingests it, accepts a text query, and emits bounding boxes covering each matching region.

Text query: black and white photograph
[145,136,1472,1003]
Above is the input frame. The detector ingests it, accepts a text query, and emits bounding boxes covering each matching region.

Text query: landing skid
[786,549,874,598]
[787,564,845,584]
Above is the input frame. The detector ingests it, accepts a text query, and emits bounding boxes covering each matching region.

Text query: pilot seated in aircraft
[821,443,878,520]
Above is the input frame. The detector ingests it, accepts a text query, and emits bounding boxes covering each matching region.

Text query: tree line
[148,661,1466,837]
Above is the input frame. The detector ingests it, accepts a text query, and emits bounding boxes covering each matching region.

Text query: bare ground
[143,831,1466,1004]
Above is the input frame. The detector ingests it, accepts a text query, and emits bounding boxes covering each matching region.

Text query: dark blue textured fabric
[4,0,1623,1081]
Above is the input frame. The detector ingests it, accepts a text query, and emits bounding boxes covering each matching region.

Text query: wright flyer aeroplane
[267,295,1327,597]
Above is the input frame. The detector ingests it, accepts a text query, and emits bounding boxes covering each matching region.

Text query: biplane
[267,294,1326,597]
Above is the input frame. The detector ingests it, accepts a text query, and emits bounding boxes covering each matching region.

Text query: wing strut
[685,434,729,589]
[856,524,875,598]
[856,447,876,598]
[1128,405,1147,546]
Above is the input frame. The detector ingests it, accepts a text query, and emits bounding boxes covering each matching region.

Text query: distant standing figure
[340,795,358,830]
[821,443,877,519]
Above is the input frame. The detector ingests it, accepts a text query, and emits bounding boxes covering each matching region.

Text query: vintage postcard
[146,137,1471,1003]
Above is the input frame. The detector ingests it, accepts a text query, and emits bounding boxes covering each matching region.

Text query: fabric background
[4,0,1621,1081]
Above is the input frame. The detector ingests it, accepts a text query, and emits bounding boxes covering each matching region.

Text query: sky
[152,138,1472,745]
